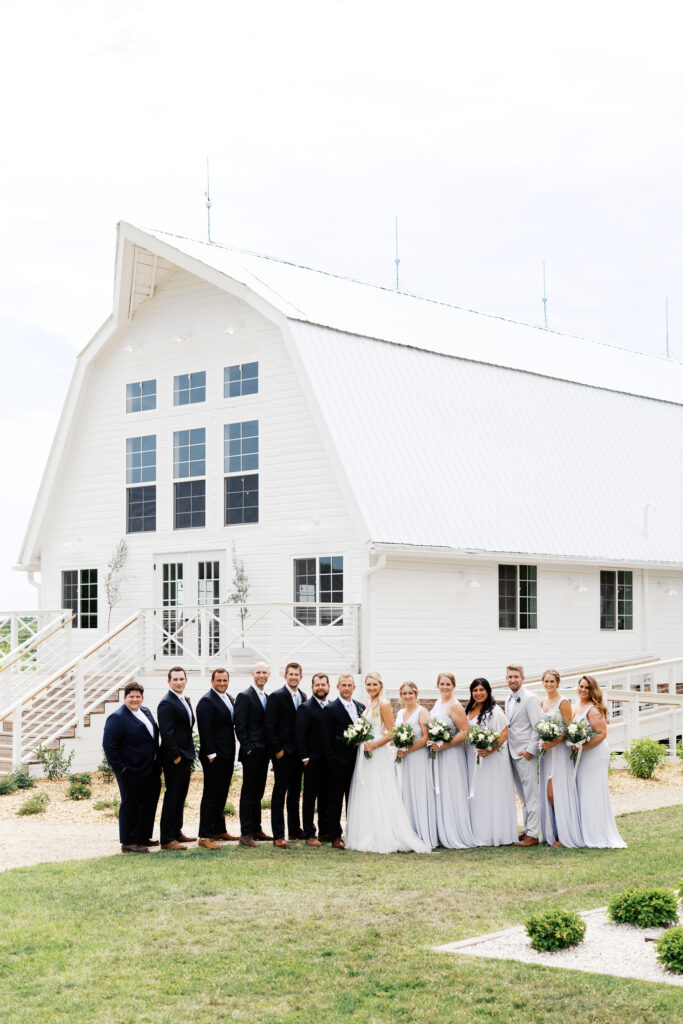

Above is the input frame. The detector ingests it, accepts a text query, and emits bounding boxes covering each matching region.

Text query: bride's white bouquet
[426,720,454,759]
[534,716,565,755]
[343,716,374,759]
[391,723,416,764]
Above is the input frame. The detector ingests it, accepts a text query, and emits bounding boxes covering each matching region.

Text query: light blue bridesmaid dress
[429,702,477,848]
[538,699,584,847]
[395,707,438,849]
[464,705,518,846]
[574,704,626,849]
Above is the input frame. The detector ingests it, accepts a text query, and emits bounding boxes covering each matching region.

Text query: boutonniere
[515,696,521,704]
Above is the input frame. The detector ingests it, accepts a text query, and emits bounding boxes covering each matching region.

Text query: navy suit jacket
[323,698,366,767]
[234,686,268,762]
[295,697,328,762]
[196,688,236,762]
[264,685,308,757]
[157,690,196,763]
[103,704,159,776]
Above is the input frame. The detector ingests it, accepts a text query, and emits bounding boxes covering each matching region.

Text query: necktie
[294,691,300,710]
[260,691,267,709]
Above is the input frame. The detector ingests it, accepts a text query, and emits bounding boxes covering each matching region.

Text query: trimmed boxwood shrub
[525,908,586,952]
[656,927,683,974]
[608,887,678,928]
[622,738,668,779]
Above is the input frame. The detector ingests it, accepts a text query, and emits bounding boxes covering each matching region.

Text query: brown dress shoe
[121,844,149,854]
[273,839,290,849]
[518,832,526,841]
[198,838,221,850]
[305,837,322,847]
[161,840,187,851]
[139,838,160,846]
[239,835,258,847]
[212,832,240,842]
[331,838,345,849]
[178,833,197,843]
[514,835,540,847]
[253,830,272,842]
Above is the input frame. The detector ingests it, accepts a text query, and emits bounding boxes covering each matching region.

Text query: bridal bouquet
[467,723,500,763]
[564,720,597,761]
[534,716,565,755]
[343,716,374,759]
[391,723,416,763]
[426,720,454,759]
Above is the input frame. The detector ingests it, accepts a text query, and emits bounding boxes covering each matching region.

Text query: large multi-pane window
[600,570,633,630]
[173,428,206,529]
[294,557,343,626]
[126,435,156,533]
[62,569,98,629]
[498,565,537,629]
[126,379,156,413]
[224,420,259,524]
[224,361,258,398]
[173,371,206,406]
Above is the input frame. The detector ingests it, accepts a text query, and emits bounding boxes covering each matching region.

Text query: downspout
[360,551,387,674]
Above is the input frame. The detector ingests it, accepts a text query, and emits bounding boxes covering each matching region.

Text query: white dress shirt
[131,707,155,737]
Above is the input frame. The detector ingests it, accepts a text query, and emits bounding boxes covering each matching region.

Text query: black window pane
[498,565,517,629]
[617,570,633,630]
[225,474,259,525]
[175,481,205,529]
[600,571,616,630]
[127,486,156,533]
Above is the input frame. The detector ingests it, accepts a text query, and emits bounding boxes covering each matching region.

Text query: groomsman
[157,666,197,850]
[234,662,273,847]
[264,662,308,848]
[295,672,331,847]
[103,681,161,853]
[196,668,237,850]
[505,663,543,847]
[324,674,365,849]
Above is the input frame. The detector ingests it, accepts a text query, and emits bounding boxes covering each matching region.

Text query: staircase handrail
[0,613,139,724]
[0,613,76,675]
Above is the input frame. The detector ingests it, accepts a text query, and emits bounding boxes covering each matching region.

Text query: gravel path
[436,907,683,987]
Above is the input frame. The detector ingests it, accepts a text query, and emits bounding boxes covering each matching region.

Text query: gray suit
[506,685,543,838]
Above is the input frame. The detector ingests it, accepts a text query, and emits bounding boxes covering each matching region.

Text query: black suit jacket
[103,704,159,776]
[234,686,268,763]
[295,697,328,762]
[157,690,196,763]
[264,685,308,757]
[324,698,366,767]
[196,688,236,762]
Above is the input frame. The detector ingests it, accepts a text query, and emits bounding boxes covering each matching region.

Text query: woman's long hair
[579,675,609,722]
[364,671,384,717]
[465,677,496,722]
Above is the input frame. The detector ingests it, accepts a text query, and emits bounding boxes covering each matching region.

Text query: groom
[505,663,543,847]
[324,673,365,849]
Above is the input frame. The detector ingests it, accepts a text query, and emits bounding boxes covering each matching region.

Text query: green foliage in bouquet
[17,791,50,815]
[623,737,668,779]
[608,887,678,928]
[524,908,586,952]
[656,927,683,974]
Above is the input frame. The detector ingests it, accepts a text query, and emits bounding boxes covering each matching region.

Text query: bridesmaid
[537,669,583,848]
[394,682,438,848]
[572,675,626,849]
[429,673,477,848]
[464,678,518,846]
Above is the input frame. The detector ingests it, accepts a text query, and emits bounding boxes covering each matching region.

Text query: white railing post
[137,610,148,671]
[271,607,281,678]
[75,659,85,733]
[10,614,18,654]
[199,608,209,684]
[668,711,677,759]
[12,706,22,768]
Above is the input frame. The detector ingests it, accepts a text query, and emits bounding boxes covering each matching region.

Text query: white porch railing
[140,602,361,678]
[0,613,143,769]
[0,611,75,708]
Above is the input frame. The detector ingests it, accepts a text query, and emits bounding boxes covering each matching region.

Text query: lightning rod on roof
[542,261,548,329]
[666,296,670,358]
[205,158,212,243]
[394,216,400,291]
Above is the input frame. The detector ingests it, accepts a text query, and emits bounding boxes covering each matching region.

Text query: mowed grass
[1,807,682,1024]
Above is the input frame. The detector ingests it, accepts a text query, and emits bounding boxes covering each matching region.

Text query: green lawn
[1,806,682,1024]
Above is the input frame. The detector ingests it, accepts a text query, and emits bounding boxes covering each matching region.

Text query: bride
[345,672,432,853]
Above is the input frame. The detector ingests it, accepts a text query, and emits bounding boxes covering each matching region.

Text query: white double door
[154,551,224,662]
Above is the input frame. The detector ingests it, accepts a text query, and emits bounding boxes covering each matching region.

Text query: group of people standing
[101,660,625,854]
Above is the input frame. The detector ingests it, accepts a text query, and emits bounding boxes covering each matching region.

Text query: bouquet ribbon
[468,754,479,799]
[433,752,441,796]
[549,746,556,780]
[572,742,584,784]
[358,747,366,786]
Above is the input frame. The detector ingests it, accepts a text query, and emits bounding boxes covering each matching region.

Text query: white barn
[5,220,683,769]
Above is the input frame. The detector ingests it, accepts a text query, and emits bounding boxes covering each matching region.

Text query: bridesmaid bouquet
[391,723,416,763]
[467,724,500,763]
[343,716,374,759]
[426,720,454,759]
[564,720,598,761]
[534,716,565,755]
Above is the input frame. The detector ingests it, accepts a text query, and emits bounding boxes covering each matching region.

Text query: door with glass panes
[154,553,223,663]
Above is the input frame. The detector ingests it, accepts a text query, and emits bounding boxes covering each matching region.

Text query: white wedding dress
[345,705,432,853]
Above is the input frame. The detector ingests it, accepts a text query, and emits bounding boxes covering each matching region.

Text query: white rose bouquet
[391,723,416,764]
[426,720,454,759]
[564,719,598,761]
[534,716,565,755]
[343,716,374,759]
[466,722,500,799]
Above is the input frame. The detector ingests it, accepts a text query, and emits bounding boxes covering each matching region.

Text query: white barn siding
[39,269,367,652]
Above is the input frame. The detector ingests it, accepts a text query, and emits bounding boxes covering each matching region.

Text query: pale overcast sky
[2,0,682,607]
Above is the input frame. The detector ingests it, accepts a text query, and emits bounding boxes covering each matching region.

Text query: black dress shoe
[139,838,160,846]
[253,830,272,842]
[289,830,305,841]
[121,844,149,854]
[318,834,330,842]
